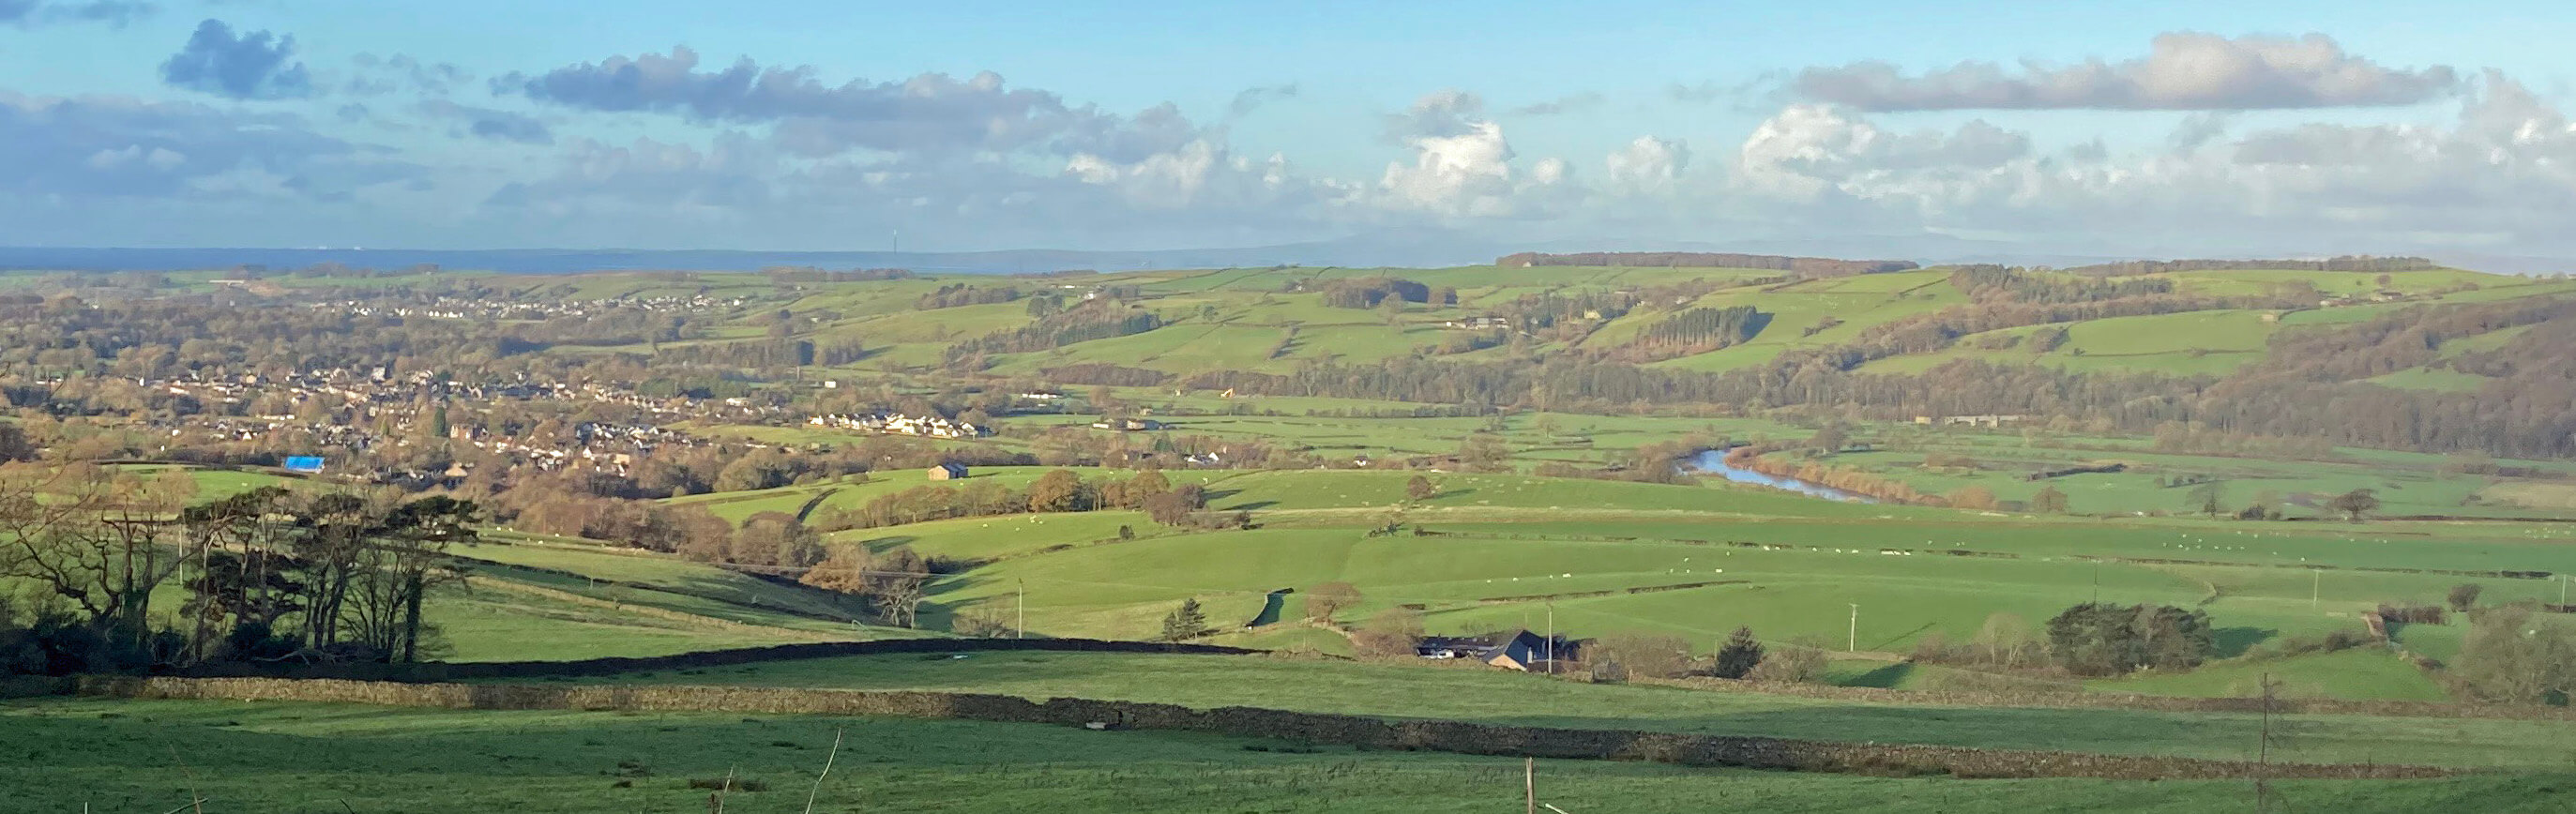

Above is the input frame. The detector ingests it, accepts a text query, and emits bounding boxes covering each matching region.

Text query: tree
[2451,604,2574,705]
[1744,643,1827,684]
[867,547,932,628]
[2328,489,2381,522]
[1404,475,1437,503]
[1589,633,1691,681]
[2187,480,2227,518]
[1457,433,1511,473]
[798,547,873,595]
[712,452,784,493]
[1351,607,1423,657]
[732,513,823,568]
[1711,626,1765,679]
[952,604,1015,638]
[1158,597,1210,641]
[1303,581,1361,622]
[1123,470,1171,508]
[1809,422,1847,453]
[1142,490,1200,526]
[1026,469,1087,514]
[2447,583,2485,612]
[2029,486,2070,514]
[2045,602,2217,676]
[1945,485,1998,510]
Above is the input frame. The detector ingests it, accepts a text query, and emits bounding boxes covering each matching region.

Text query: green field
[15,698,2569,813]
[570,651,2576,769]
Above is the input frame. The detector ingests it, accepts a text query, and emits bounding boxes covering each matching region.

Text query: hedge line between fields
[1634,675,2576,722]
[72,675,2455,781]
[165,638,1256,683]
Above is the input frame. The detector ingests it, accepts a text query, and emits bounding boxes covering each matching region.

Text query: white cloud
[1605,136,1689,193]
[1378,120,1519,216]
[1793,32,2461,111]
[1720,73,2576,250]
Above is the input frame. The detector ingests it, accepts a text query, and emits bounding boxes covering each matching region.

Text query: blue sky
[4,0,2573,258]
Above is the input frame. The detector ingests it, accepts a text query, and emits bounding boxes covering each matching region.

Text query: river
[1679,449,1879,504]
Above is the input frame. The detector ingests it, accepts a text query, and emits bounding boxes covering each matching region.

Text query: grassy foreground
[568,651,2576,770]
[7,697,2571,813]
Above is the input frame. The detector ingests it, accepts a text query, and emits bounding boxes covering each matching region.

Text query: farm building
[1417,630,1582,672]
[1484,629,1581,672]
[928,462,968,480]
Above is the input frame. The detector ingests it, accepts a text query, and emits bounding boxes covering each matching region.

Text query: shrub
[2450,604,2574,705]
[2448,583,2485,612]
[1745,644,1827,684]
[1351,608,1424,658]
[1302,581,1362,622]
[1589,633,1693,681]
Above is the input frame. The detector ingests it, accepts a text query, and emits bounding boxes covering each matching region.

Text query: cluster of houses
[806,412,991,438]
[180,416,382,451]
[1089,417,1164,431]
[1912,414,2031,428]
[1441,316,1512,329]
[326,293,744,321]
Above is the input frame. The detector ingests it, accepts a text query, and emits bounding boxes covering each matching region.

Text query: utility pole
[2311,569,2321,610]
[1545,603,1556,675]
[1016,580,1026,639]
[1847,603,1859,653]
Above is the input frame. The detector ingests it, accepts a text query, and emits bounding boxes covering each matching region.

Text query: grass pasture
[572,650,2576,770]
[14,698,2568,813]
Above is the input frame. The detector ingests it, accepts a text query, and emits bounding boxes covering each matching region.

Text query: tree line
[2,463,477,676]
[1495,252,1917,277]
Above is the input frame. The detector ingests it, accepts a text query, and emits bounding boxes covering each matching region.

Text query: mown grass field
[14,698,2568,813]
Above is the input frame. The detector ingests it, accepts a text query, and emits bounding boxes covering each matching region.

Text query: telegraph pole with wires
[1544,603,1556,674]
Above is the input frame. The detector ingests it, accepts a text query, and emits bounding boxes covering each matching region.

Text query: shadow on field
[856,535,918,552]
[2213,626,2276,658]
[1840,663,1915,688]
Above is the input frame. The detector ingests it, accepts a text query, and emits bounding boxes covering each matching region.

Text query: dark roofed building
[928,461,968,480]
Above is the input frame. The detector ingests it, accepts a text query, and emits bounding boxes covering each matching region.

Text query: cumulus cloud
[1382,89,1485,141]
[500,46,1190,159]
[159,19,312,99]
[1378,120,1520,216]
[0,0,150,27]
[1792,33,2459,111]
[1738,104,2028,198]
[416,100,552,144]
[1064,139,1346,217]
[1724,72,2576,249]
[1605,135,1689,193]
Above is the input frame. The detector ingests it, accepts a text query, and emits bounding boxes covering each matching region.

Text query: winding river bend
[1679,448,1880,504]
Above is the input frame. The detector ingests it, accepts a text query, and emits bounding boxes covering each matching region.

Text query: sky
[4,0,2575,259]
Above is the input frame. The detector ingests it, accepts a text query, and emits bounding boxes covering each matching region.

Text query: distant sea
[0,247,1014,274]
[0,239,1500,275]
